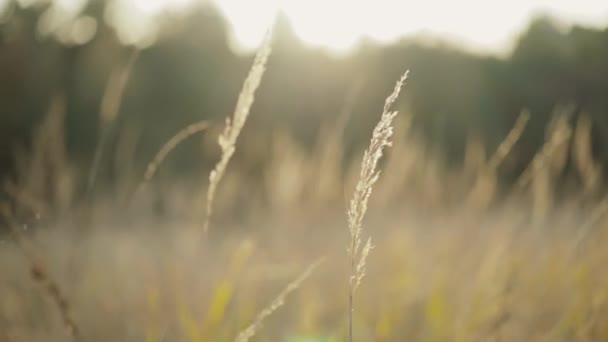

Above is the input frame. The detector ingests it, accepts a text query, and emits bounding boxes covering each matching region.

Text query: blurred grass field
[2,102,608,341]
[2,197,608,341]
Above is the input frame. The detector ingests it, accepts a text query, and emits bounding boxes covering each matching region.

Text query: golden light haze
[214,0,608,54]
[4,0,608,52]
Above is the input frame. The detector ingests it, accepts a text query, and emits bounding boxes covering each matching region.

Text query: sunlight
[213,0,280,50]
[106,0,193,47]
[2,0,606,52]
[131,0,192,15]
[213,0,608,54]
[280,0,365,52]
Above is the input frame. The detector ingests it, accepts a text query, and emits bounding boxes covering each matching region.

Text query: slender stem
[349,235,356,342]
[349,288,354,342]
[87,51,139,200]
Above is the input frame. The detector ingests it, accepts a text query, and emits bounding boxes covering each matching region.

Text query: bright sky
[213,0,608,54]
[4,0,608,53]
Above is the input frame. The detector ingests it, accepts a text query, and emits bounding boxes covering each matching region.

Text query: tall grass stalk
[235,259,323,342]
[487,111,530,171]
[133,120,211,199]
[514,115,572,192]
[203,29,273,236]
[573,114,602,196]
[87,51,139,199]
[467,111,530,210]
[346,71,408,341]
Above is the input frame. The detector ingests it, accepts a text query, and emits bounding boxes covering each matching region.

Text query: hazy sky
[4,0,608,54]
[213,0,608,54]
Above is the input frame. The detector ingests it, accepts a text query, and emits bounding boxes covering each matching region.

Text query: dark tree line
[1,1,608,185]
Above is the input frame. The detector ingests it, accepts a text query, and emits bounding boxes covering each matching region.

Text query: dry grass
[235,259,324,342]
[133,120,211,199]
[574,114,602,197]
[2,207,607,341]
[466,110,530,211]
[515,111,572,192]
[87,51,139,198]
[346,71,408,341]
[203,28,273,236]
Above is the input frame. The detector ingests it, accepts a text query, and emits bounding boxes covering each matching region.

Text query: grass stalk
[346,71,408,341]
[203,28,273,236]
[235,259,323,342]
[87,51,139,199]
[133,120,211,199]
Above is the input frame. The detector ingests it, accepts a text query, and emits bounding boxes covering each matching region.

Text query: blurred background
[1,0,607,190]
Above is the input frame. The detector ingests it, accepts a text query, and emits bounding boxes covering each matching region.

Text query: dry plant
[373,114,414,208]
[346,71,408,341]
[87,51,139,198]
[513,112,572,192]
[512,111,572,223]
[487,111,531,171]
[467,111,530,210]
[203,28,273,235]
[235,259,323,342]
[133,120,211,199]
[0,205,82,341]
[545,110,573,178]
[573,113,602,197]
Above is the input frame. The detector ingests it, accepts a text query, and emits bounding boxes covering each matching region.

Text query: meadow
[1,26,608,342]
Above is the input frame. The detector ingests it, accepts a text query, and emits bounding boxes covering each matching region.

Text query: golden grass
[466,110,530,211]
[2,210,607,341]
[133,120,211,199]
[488,111,531,171]
[347,71,408,341]
[203,28,273,236]
[574,114,602,197]
[87,51,139,198]
[235,259,323,342]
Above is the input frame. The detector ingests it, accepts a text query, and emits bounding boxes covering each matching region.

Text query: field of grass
[1,27,608,342]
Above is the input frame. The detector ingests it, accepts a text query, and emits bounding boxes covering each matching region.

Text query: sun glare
[2,0,606,52]
[213,0,608,54]
[213,0,280,50]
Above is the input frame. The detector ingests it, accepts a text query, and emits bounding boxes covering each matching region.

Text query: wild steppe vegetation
[2,15,608,342]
